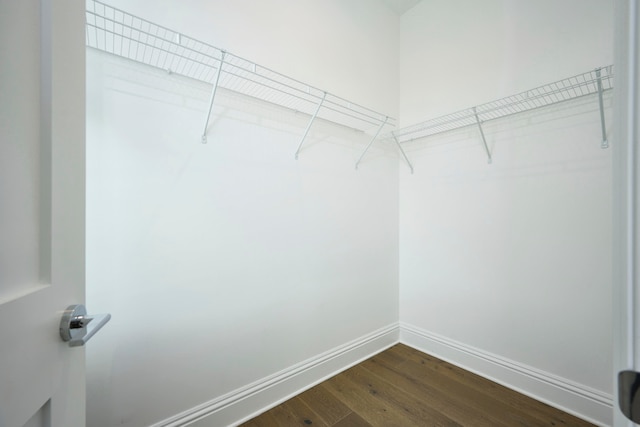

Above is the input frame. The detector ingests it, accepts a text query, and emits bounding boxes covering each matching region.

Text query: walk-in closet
[83,0,614,425]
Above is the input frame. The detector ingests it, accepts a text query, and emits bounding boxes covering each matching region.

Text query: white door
[613,0,640,426]
[0,1,87,426]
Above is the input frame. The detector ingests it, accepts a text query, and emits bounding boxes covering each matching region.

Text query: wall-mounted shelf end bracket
[355,116,389,170]
[392,134,414,174]
[295,92,327,159]
[473,107,492,164]
[201,51,227,144]
[595,67,609,149]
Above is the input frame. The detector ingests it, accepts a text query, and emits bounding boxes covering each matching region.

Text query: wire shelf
[85,0,395,134]
[393,66,614,144]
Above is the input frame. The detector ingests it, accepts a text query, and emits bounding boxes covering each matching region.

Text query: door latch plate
[619,370,640,422]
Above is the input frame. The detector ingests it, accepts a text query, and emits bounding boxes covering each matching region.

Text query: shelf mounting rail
[392,65,614,166]
[85,0,395,155]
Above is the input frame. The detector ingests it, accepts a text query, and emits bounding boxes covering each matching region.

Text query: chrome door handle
[59,304,111,347]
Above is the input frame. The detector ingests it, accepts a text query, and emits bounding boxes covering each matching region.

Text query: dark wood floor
[240,344,595,427]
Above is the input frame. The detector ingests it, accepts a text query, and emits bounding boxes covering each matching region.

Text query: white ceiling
[380,0,422,15]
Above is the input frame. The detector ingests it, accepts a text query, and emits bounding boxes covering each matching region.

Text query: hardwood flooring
[240,344,595,427]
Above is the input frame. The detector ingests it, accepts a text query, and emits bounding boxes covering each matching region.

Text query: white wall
[86,2,400,426]
[87,0,618,425]
[98,0,399,116]
[398,0,613,424]
[399,0,613,126]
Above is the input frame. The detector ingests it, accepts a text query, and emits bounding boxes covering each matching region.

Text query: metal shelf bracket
[355,117,389,170]
[295,92,326,159]
[473,107,492,164]
[392,134,414,174]
[201,51,226,144]
[595,67,609,149]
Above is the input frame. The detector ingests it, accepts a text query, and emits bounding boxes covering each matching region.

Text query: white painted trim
[612,1,639,426]
[150,323,400,427]
[150,321,615,426]
[399,322,613,427]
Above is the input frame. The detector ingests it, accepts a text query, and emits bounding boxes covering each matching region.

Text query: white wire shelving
[392,66,614,165]
[85,1,612,172]
[85,0,396,160]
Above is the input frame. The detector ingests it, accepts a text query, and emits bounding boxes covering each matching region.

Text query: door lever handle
[60,304,111,347]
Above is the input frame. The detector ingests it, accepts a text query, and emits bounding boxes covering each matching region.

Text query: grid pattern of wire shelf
[393,66,614,144]
[85,0,395,135]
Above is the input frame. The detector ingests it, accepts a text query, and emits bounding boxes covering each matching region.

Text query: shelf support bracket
[295,92,326,159]
[201,51,226,144]
[355,117,389,170]
[595,68,609,149]
[473,107,492,164]
[392,134,414,174]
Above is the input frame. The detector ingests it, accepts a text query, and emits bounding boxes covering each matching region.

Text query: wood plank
[358,357,503,427]
[390,344,594,426]
[381,357,537,426]
[332,412,373,427]
[258,402,297,425]
[239,409,280,427]
[244,397,328,427]
[368,344,407,368]
[240,345,597,427]
[322,367,420,427]
[297,384,352,425]
[380,347,558,426]
[342,364,462,426]
[281,397,329,427]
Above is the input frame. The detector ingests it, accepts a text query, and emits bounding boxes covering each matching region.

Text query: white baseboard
[399,322,613,427]
[150,323,400,427]
[150,321,612,427]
